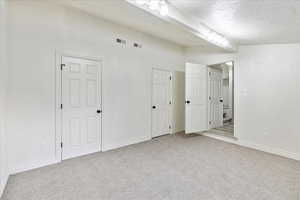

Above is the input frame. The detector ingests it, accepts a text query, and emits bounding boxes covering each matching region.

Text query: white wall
[7,2,185,174]
[173,71,185,133]
[0,0,9,196]
[237,44,300,159]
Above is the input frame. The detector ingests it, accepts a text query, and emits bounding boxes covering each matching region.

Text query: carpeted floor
[2,133,300,200]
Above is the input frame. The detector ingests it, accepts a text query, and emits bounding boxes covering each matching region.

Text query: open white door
[185,63,208,134]
[208,68,223,129]
[61,56,102,160]
[152,69,172,138]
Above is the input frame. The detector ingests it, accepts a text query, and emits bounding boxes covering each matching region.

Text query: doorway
[208,61,234,137]
[151,68,173,138]
[59,56,103,160]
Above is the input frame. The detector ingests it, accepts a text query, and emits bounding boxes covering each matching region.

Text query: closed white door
[208,68,223,129]
[61,56,102,160]
[152,69,172,138]
[185,63,208,134]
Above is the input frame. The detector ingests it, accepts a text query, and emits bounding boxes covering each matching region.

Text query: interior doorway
[207,61,234,138]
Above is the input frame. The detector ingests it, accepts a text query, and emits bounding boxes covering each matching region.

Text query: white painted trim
[202,133,300,161]
[151,68,174,138]
[10,160,59,175]
[102,136,151,152]
[202,132,238,145]
[0,174,9,197]
[238,140,300,161]
[55,52,62,163]
[55,51,104,163]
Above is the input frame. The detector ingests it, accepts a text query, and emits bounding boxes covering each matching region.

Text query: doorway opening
[207,61,234,138]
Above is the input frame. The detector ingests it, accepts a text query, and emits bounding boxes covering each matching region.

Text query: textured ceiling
[169,0,300,45]
[60,0,213,47]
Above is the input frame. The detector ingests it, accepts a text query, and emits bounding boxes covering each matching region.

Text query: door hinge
[169,125,172,129]
[169,76,172,80]
[60,64,65,70]
[209,96,211,100]
[60,142,63,148]
[60,104,63,109]
[209,121,212,125]
[169,101,172,105]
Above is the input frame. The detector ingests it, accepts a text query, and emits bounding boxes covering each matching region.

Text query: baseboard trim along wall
[10,160,60,175]
[238,140,300,161]
[203,133,300,161]
[0,174,9,197]
[102,136,152,152]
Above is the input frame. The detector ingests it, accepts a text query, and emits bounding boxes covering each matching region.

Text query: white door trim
[151,68,173,138]
[55,51,103,162]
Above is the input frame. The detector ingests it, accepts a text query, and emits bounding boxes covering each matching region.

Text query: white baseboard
[238,140,300,161]
[202,132,238,145]
[10,137,152,175]
[203,132,300,161]
[10,160,59,175]
[102,136,151,152]
[172,129,185,134]
[0,174,9,198]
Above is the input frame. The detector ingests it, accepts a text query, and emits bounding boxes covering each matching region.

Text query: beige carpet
[2,133,300,200]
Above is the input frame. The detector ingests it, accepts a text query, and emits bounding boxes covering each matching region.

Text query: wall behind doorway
[238,44,300,158]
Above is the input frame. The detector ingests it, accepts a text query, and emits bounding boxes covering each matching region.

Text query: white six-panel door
[185,63,208,134]
[152,69,172,138]
[208,68,223,129]
[61,56,102,160]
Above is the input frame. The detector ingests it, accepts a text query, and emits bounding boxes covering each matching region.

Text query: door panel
[185,63,208,134]
[62,56,102,160]
[152,69,172,138]
[208,68,223,129]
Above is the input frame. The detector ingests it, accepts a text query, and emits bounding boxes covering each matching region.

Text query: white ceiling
[169,0,300,45]
[60,0,214,47]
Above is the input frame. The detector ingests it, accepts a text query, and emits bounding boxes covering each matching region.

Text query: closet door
[152,69,172,138]
[61,56,102,160]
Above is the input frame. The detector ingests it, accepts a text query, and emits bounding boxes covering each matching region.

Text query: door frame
[151,68,173,138]
[55,51,103,162]
[207,60,235,136]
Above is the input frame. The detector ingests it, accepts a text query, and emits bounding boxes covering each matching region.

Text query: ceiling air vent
[116,38,126,44]
[133,43,142,48]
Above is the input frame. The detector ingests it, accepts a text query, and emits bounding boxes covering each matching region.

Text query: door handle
[220,100,223,103]
[152,106,156,109]
[186,100,191,104]
[97,110,102,114]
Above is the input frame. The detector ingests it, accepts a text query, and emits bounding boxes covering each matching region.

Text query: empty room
[0,0,300,199]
